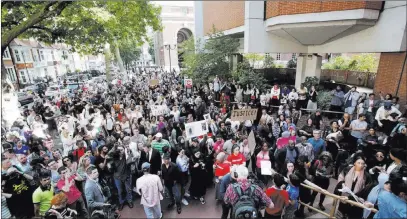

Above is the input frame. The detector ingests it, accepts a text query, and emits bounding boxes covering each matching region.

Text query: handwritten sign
[150,79,159,86]
[230,109,258,121]
[150,105,167,116]
[184,79,193,89]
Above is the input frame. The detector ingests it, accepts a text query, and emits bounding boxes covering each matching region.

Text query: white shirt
[288,92,299,101]
[106,117,114,130]
[170,110,180,123]
[136,174,163,207]
[375,106,402,124]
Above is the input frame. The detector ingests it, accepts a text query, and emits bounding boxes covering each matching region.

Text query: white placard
[248,130,256,155]
[203,113,211,121]
[260,160,272,176]
[150,105,166,116]
[185,120,209,139]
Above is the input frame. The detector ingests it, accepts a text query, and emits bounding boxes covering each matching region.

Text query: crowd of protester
[1,69,406,219]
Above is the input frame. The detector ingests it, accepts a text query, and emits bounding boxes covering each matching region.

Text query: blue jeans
[143,203,162,219]
[114,176,132,204]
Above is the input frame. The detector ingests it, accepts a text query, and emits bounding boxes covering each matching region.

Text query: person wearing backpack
[224,165,274,219]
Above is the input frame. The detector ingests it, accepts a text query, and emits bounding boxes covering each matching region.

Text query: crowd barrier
[299,183,377,218]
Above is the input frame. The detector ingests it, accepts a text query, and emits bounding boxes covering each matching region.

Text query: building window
[6,68,16,81]
[292,53,296,60]
[3,49,10,59]
[14,50,21,62]
[276,53,281,61]
[32,50,38,62]
[40,51,45,61]
[19,70,27,83]
[44,67,48,76]
[23,50,31,61]
[265,53,270,57]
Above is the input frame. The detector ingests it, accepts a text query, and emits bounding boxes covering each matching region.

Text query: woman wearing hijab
[367,150,388,182]
[189,151,208,204]
[362,173,389,218]
[309,152,334,211]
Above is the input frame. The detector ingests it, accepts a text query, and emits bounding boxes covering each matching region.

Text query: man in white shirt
[136,163,163,219]
[363,93,381,125]
[170,106,180,123]
[375,102,402,135]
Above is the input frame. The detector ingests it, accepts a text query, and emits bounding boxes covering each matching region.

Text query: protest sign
[184,79,193,89]
[150,79,159,86]
[248,130,256,155]
[230,109,258,121]
[261,160,273,176]
[150,105,167,116]
[185,120,208,139]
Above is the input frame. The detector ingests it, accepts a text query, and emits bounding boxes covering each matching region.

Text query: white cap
[155,132,163,138]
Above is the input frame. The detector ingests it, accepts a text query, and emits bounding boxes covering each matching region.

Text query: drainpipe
[395,52,407,96]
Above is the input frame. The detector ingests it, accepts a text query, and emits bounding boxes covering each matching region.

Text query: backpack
[232,184,258,219]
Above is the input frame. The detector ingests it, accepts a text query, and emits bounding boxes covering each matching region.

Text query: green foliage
[243,53,264,67]
[111,38,141,68]
[263,55,275,68]
[316,90,333,110]
[1,1,162,54]
[275,63,285,68]
[286,59,297,68]
[232,61,269,91]
[179,27,240,84]
[322,54,378,73]
[303,76,320,90]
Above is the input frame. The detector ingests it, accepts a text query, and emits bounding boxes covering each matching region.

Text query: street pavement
[120,178,339,218]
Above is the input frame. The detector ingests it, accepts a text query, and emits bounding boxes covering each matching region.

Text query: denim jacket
[374,191,407,219]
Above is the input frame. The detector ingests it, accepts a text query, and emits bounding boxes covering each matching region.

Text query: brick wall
[266,1,383,19]
[374,52,407,107]
[203,1,244,35]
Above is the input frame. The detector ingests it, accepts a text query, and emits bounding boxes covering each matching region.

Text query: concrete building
[3,39,104,88]
[152,1,194,71]
[195,1,406,103]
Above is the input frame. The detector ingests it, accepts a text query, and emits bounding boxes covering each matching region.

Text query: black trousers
[221,202,231,219]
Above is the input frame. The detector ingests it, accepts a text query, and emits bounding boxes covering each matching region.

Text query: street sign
[184,79,193,89]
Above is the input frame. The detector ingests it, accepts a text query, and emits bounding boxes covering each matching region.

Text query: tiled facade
[265,1,383,19]
[374,52,407,106]
[202,1,244,35]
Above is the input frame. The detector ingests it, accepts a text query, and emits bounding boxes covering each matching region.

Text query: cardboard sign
[185,120,208,139]
[230,109,258,122]
[150,105,167,116]
[150,79,159,86]
[184,79,193,89]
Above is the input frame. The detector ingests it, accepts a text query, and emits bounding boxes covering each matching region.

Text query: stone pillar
[244,1,265,53]
[295,53,322,88]
[374,52,407,109]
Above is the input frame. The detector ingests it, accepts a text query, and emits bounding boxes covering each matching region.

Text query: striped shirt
[151,139,171,155]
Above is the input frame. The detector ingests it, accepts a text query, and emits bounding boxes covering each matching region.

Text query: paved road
[119,178,339,218]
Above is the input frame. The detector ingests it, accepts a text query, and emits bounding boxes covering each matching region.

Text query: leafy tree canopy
[110,38,142,69]
[179,27,240,85]
[1,1,162,55]
[322,53,379,73]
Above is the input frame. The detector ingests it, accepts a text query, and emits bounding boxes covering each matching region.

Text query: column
[295,53,322,88]
[244,1,265,53]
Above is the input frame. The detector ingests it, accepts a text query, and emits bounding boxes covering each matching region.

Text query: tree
[1,1,162,86]
[263,55,275,68]
[232,60,269,91]
[287,59,297,68]
[111,38,141,71]
[179,27,240,85]
[243,53,264,68]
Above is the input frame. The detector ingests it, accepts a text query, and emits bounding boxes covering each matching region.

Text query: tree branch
[1,1,72,51]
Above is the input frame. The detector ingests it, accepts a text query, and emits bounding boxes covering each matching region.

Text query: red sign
[184,79,193,89]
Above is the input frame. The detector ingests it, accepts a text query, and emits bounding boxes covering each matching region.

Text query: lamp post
[163,42,176,72]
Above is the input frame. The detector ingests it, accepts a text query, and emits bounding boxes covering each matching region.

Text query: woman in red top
[226,145,246,166]
[117,108,125,122]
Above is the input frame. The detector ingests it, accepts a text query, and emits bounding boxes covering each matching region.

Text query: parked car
[45,85,67,97]
[23,83,47,93]
[17,92,34,106]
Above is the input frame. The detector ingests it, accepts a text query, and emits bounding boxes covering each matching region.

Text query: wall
[266,1,382,19]
[203,1,244,35]
[320,69,376,88]
[374,52,407,107]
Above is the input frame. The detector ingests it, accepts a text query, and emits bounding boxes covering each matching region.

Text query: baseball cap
[141,162,151,170]
[163,153,171,160]
[155,132,163,138]
[384,102,392,109]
